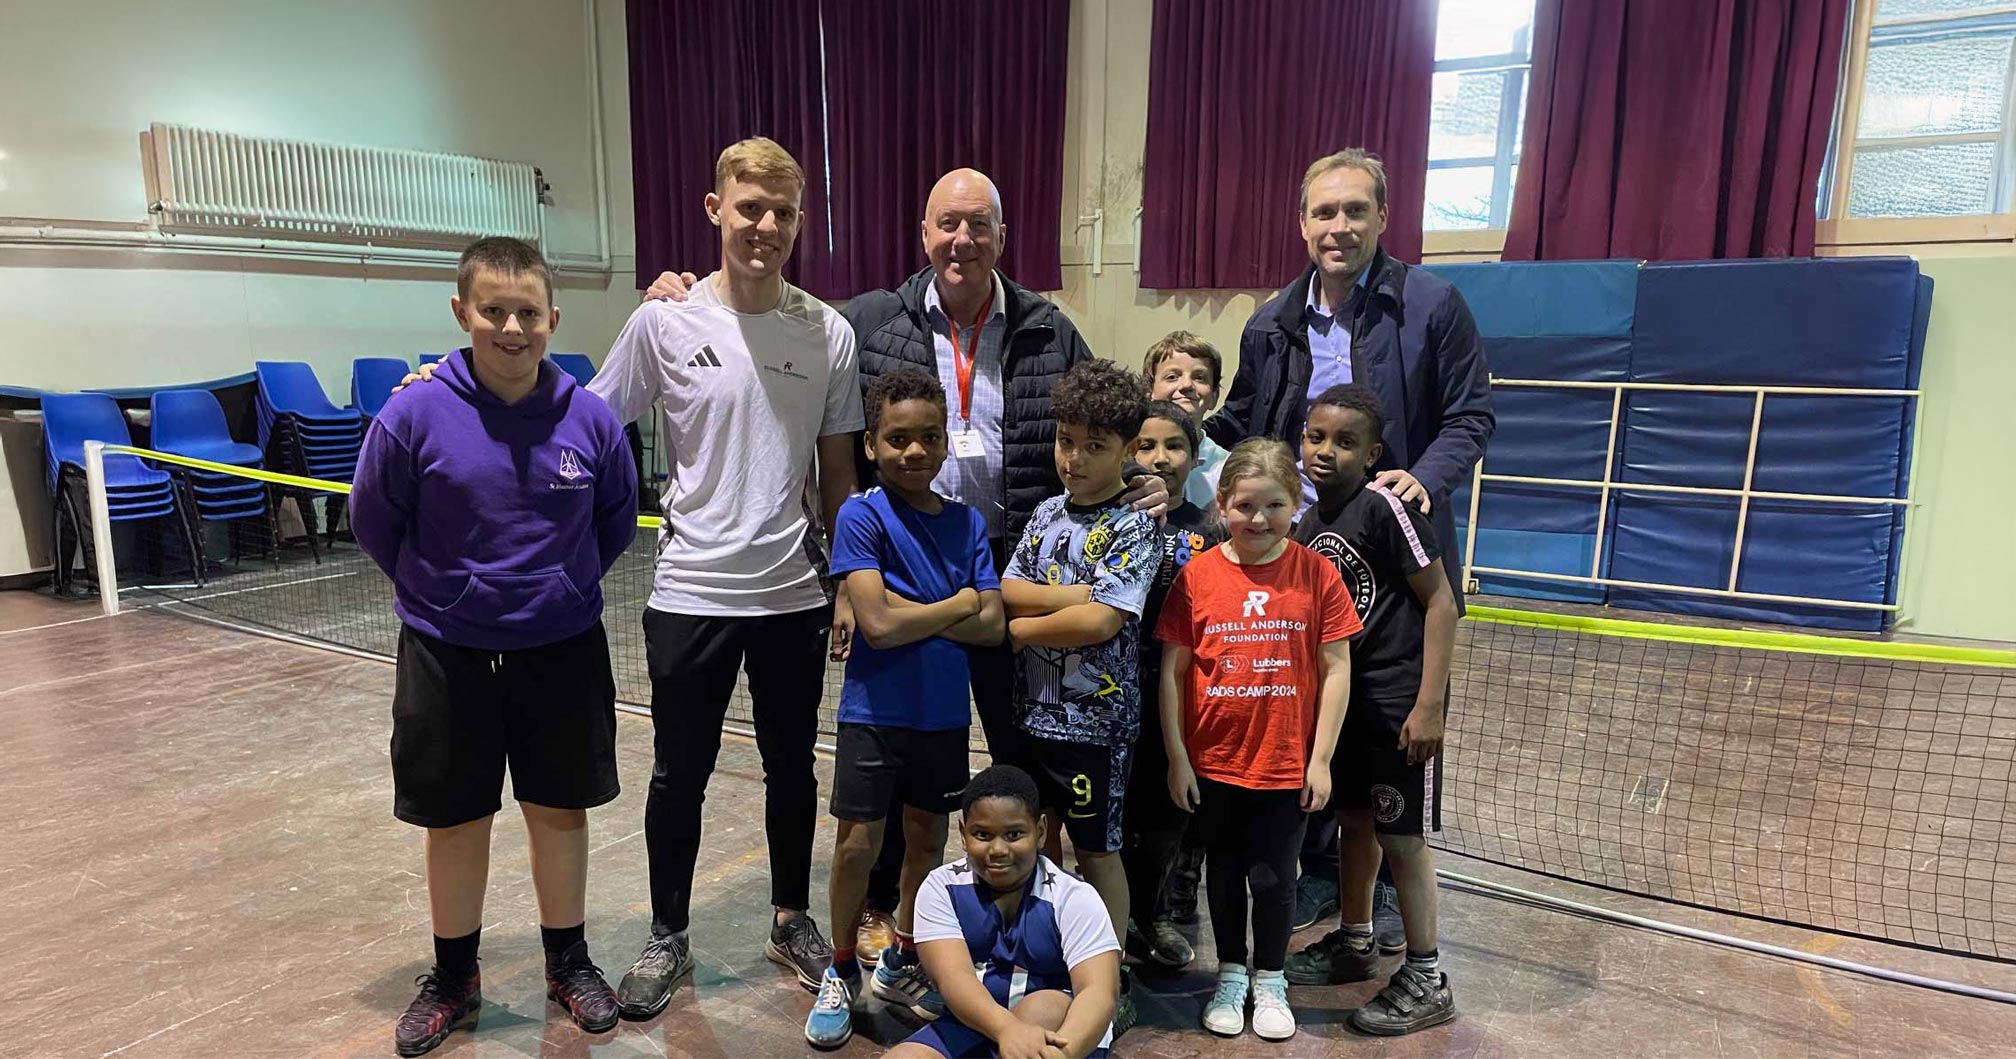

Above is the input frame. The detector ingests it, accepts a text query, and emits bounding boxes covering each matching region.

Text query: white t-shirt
[914,854,1118,1047]
[592,273,863,616]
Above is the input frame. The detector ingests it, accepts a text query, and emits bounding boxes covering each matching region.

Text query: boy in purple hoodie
[350,237,638,1057]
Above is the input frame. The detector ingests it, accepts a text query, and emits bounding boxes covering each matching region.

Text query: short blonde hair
[1300,148,1388,215]
[1216,437,1301,501]
[715,137,805,193]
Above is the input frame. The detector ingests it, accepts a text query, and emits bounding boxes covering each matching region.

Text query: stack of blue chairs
[351,357,412,419]
[150,389,269,526]
[254,361,364,482]
[39,392,201,592]
[550,353,597,389]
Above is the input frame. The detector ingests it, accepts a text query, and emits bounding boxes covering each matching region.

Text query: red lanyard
[947,290,994,423]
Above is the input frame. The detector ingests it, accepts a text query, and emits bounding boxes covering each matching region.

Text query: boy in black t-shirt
[1120,401,1226,973]
[1284,384,1460,1035]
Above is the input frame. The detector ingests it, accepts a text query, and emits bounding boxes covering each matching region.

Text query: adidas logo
[686,345,723,368]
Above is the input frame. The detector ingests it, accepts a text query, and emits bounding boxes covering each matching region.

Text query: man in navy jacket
[1205,148,1493,941]
[1206,148,1492,608]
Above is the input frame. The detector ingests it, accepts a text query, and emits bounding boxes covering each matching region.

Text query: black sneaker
[617,929,692,1020]
[394,967,481,1057]
[1127,917,1195,970]
[1291,874,1339,932]
[1285,928,1381,985]
[766,912,834,992]
[546,942,619,1033]
[1350,963,1456,1036]
[1372,879,1406,955]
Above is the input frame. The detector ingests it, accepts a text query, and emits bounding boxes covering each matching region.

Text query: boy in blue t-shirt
[806,368,1004,1049]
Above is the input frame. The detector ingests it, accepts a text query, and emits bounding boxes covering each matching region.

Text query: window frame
[1421,16,1534,255]
[1821,0,2016,247]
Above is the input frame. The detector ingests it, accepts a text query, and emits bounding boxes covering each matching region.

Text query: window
[1824,0,2016,240]
[1423,0,1538,234]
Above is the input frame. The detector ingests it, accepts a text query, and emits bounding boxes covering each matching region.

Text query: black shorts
[830,723,971,821]
[390,622,620,828]
[1025,735,1130,854]
[1330,702,1442,836]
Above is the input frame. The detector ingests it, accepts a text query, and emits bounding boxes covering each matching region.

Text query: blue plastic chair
[40,393,174,497]
[352,357,412,418]
[419,353,446,366]
[254,362,363,424]
[40,392,201,586]
[151,390,262,467]
[550,353,598,388]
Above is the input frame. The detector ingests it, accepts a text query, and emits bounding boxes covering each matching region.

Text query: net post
[1463,458,1483,595]
[83,440,120,616]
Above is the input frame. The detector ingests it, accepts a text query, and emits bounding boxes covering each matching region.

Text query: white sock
[1342,921,1375,949]
[1406,948,1441,974]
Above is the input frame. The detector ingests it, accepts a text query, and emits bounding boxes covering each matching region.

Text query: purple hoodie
[350,350,637,651]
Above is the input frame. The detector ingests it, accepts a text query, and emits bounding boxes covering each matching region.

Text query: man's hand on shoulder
[1121,470,1170,520]
[644,271,698,302]
[391,361,440,395]
[1372,468,1430,514]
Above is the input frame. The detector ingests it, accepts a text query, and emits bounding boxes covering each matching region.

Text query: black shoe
[394,967,481,1057]
[617,929,692,1020]
[1291,874,1339,933]
[546,942,619,1033]
[1373,880,1406,955]
[1284,928,1381,985]
[766,912,834,992]
[1351,963,1456,1036]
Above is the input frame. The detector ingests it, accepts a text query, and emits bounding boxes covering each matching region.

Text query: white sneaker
[1251,971,1297,1040]
[1201,963,1249,1036]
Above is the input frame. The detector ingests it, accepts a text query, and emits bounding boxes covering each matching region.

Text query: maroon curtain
[1138,0,1437,289]
[1503,0,1850,261]
[818,0,1072,294]
[626,0,833,292]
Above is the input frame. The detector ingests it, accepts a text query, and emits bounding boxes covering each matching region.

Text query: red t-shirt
[1154,542,1362,790]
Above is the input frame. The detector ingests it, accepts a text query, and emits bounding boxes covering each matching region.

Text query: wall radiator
[141,123,544,248]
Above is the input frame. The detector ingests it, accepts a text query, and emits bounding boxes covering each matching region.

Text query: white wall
[0,0,639,394]
[0,0,639,578]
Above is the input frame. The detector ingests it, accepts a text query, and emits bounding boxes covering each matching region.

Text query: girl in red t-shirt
[1153,438,1360,1042]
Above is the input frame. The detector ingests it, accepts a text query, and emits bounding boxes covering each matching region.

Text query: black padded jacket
[842,267,1094,540]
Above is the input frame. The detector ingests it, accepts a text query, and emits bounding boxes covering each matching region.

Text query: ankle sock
[1406,948,1441,974]
[1342,921,1375,951]
[894,930,916,957]
[434,928,481,979]
[541,923,585,966]
[832,946,859,980]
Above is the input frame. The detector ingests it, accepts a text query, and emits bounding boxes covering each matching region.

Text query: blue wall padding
[1611,257,1925,631]
[1429,260,1638,338]
[1632,258,1918,386]
[1430,260,1639,607]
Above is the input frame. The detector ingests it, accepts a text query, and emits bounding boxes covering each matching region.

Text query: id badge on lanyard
[948,290,994,460]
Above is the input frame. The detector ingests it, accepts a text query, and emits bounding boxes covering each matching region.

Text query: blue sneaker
[804,967,857,1049]
[870,946,944,1021]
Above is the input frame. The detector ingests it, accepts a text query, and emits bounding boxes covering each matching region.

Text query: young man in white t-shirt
[590,138,864,1017]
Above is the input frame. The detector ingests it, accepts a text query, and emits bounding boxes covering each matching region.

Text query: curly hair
[864,366,947,437]
[961,765,1042,819]
[1307,383,1386,441]
[1051,359,1147,440]
[1141,399,1201,454]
